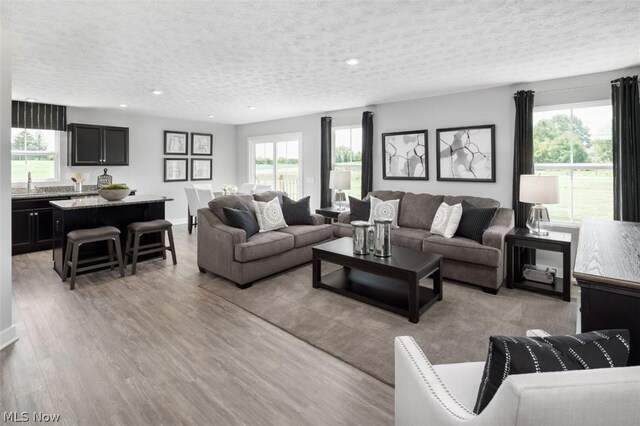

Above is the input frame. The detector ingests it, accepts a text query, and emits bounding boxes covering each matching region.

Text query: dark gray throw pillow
[455,200,497,243]
[349,196,370,221]
[474,329,631,414]
[282,195,313,225]
[223,202,259,238]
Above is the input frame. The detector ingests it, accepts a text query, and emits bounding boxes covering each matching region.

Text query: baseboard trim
[0,324,18,351]
[168,218,188,226]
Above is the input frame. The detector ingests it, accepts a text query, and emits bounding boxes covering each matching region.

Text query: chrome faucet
[27,171,35,194]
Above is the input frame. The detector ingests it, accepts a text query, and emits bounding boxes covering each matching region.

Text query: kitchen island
[50,195,173,277]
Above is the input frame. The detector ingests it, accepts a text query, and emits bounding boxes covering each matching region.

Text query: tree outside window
[11,128,59,182]
[533,103,612,223]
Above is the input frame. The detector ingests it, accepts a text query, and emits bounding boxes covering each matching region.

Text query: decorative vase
[374,219,392,257]
[351,221,370,255]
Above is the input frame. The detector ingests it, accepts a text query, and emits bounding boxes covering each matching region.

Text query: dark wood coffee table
[312,237,443,323]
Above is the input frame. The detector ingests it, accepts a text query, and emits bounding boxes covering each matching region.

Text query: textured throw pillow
[223,202,259,238]
[349,196,371,222]
[253,197,287,232]
[282,195,313,225]
[368,196,400,228]
[474,329,631,414]
[455,201,498,243]
[430,202,463,238]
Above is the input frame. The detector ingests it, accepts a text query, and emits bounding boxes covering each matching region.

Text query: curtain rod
[535,81,619,95]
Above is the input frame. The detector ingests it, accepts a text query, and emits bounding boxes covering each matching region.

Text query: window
[533,102,613,223]
[249,133,302,199]
[333,126,362,199]
[11,128,60,182]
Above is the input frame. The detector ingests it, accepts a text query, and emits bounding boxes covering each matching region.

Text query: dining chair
[192,183,213,191]
[184,187,201,235]
[237,182,255,194]
[195,187,214,208]
[253,184,272,194]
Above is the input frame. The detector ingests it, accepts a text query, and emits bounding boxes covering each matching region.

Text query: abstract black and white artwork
[191,158,212,181]
[164,158,188,182]
[164,131,188,155]
[191,133,213,155]
[382,130,428,180]
[436,125,495,182]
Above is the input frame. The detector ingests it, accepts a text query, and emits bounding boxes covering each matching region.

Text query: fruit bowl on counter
[98,183,130,201]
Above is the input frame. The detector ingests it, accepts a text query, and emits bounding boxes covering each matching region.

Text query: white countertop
[50,195,173,210]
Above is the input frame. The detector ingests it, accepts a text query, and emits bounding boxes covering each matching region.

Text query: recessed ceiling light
[207,114,215,118]
[119,104,127,108]
[248,106,256,110]
[25,98,37,103]
[345,58,359,65]
[151,90,163,95]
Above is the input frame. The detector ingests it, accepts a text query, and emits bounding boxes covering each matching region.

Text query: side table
[505,227,572,302]
[315,206,349,224]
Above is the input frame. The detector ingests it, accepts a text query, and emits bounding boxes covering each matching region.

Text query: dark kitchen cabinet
[12,197,69,255]
[68,123,129,166]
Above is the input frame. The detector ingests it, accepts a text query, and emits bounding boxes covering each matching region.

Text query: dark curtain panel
[512,90,536,274]
[361,111,374,199]
[320,116,333,208]
[12,101,67,131]
[612,75,640,222]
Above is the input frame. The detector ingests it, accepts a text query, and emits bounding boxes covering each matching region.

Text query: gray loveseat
[333,190,514,292]
[197,191,333,288]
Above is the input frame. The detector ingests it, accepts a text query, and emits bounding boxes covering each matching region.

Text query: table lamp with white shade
[519,174,560,235]
[329,170,351,210]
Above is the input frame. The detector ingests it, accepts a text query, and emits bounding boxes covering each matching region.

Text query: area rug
[198,263,577,385]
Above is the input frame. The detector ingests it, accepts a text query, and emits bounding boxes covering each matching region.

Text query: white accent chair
[184,187,201,235]
[395,333,640,426]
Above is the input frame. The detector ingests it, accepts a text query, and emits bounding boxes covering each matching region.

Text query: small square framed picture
[164,158,188,182]
[191,133,213,156]
[164,131,188,155]
[191,158,212,181]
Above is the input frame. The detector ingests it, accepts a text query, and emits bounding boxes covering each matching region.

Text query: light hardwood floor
[1,225,394,425]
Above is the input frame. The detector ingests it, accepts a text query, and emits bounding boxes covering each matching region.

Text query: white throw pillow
[431,202,463,238]
[253,197,287,232]
[369,196,400,228]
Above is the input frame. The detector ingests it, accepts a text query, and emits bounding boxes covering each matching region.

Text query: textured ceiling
[4,0,640,124]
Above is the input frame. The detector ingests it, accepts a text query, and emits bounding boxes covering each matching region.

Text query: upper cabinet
[68,123,129,166]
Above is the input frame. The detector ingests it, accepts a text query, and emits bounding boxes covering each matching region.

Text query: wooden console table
[574,219,640,365]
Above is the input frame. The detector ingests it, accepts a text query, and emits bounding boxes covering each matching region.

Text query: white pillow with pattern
[253,197,287,232]
[431,202,463,238]
[368,196,400,228]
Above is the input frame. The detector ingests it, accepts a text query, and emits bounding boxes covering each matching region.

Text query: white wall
[63,108,236,222]
[236,106,371,211]
[1,22,17,350]
[374,86,515,205]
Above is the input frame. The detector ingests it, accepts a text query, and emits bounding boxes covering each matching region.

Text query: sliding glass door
[249,133,302,199]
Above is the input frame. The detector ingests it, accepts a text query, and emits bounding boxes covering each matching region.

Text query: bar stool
[124,219,177,274]
[62,226,125,290]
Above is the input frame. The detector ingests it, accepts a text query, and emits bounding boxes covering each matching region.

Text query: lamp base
[334,190,347,211]
[526,204,552,235]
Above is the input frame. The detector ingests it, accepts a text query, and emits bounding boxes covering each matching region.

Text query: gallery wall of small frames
[163,131,213,182]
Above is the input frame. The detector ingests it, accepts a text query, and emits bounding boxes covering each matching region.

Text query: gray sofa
[197,191,333,288]
[333,190,515,292]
